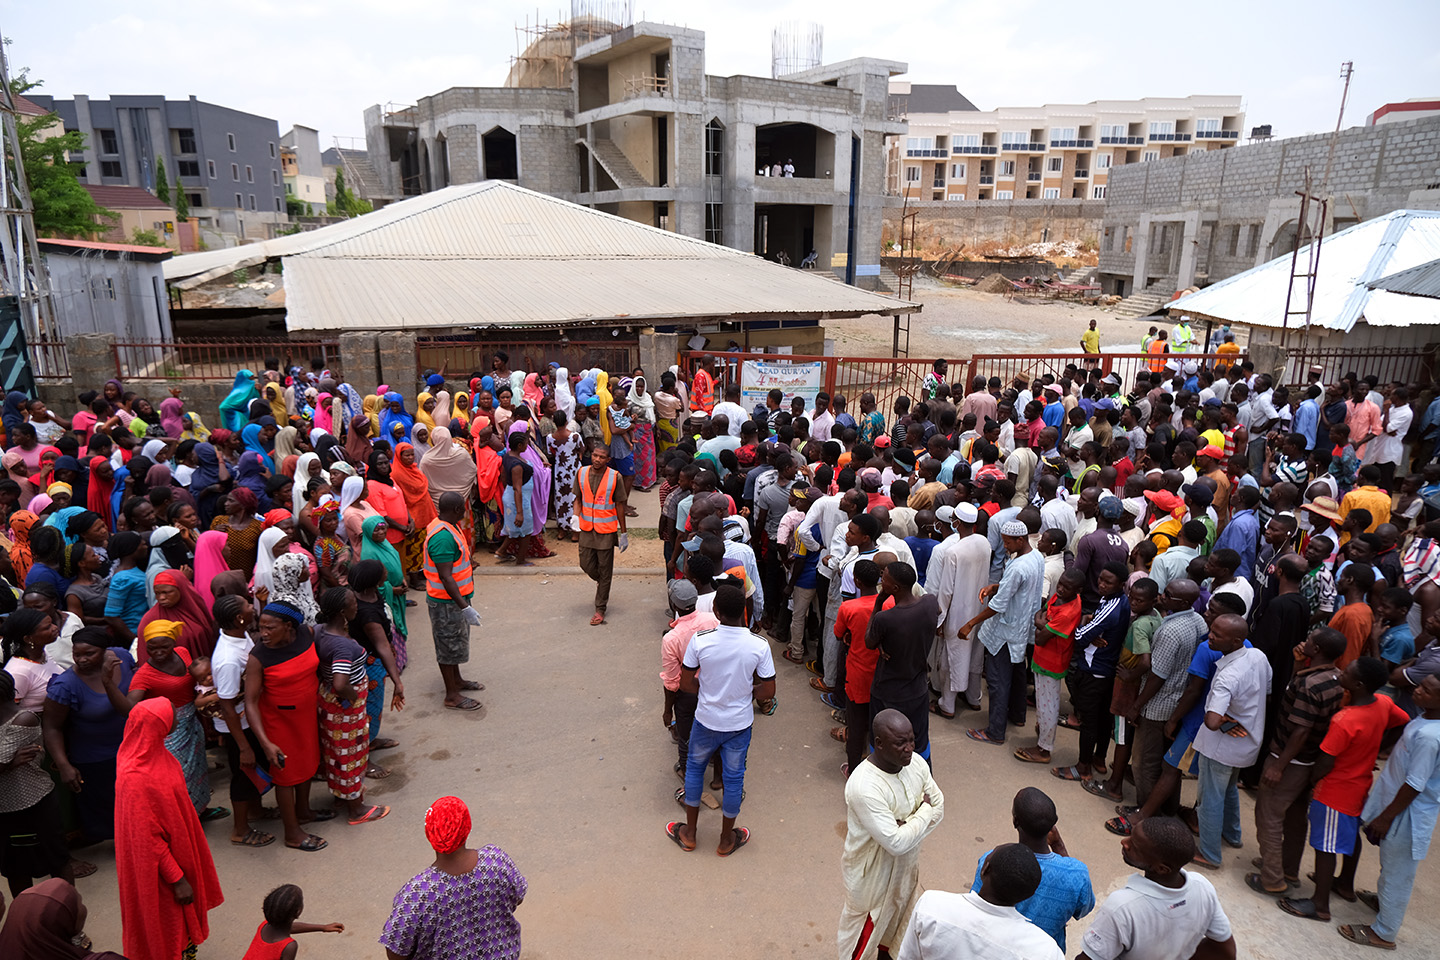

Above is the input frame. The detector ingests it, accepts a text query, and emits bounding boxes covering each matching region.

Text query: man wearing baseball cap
[661,578,720,790]
[1195,445,1231,529]
[930,503,991,717]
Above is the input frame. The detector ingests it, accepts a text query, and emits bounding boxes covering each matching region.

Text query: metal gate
[0,296,37,396]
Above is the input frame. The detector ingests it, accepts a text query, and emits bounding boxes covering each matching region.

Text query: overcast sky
[6,0,1438,149]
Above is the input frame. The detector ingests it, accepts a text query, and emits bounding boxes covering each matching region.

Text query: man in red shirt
[834,558,883,778]
[1279,656,1409,921]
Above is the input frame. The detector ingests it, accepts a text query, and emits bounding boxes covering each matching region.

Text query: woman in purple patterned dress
[380,796,526,960]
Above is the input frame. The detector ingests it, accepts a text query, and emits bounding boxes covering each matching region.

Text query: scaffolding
[0,33,58,347]
[506,3,632,90]
[771,22,823,78]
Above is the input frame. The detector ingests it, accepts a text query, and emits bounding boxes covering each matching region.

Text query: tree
[174,186,189,220]
[333,167,350,210]
[129,226,165,247]
[7,70,114,238]
[154,157,169,203]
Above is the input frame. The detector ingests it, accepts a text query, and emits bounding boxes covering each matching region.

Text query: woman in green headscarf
[359,514,407,642]
[217,369,260,433]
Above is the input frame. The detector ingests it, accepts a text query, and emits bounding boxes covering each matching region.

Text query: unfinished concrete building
[362,19,905,287]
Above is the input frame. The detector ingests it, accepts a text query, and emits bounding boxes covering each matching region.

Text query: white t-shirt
[1080,872,1231,960]
[211,630,255,733]
[1210,578,1255,617]
[712,402,749,437]
[810,409,836,442]
[1193,646,1271,768]
[174,463,196,486]
[682,624,776,732]
[898,890,1063,960]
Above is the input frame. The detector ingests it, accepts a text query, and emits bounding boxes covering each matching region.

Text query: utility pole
[0,28,59,350]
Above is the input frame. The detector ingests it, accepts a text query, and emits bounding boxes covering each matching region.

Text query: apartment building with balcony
[363,19,904,287]
[887,86,1244,203]
[280,125,328,214]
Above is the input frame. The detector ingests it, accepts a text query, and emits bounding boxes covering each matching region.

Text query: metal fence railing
[963,351,1246,393]
[29,340,71,382]
[1281,345,1434,389]
[415,338,638,382]
[113,338,341,381]
[678,350,938,421]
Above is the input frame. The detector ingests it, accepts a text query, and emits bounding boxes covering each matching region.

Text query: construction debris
[973,273,1015,294]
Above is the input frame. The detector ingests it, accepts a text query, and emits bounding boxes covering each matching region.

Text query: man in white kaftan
[838,711,945,960]
[929,504,992,713]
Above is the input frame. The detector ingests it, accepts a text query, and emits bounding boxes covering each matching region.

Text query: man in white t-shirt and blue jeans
[666,584,776,857]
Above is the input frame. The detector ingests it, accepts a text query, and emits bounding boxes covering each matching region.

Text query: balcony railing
[1148,132,1193,142]
[905,148,947,158]
[1027,172,1043,181]
[1100,135,1144,144]
[1074,169,1090,179]
[1000,141,1047,152]
[978,175,995,185]
[1049,139,1094,148]
[952,144,998,155]
[1194,130,1241,140]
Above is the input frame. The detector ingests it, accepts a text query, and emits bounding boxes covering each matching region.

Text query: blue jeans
[1196,753,1242,864]
[1372,815,1421,942]
[684,720,751,818]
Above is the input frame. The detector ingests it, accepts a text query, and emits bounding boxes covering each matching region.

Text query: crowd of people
[2,344,1440,957]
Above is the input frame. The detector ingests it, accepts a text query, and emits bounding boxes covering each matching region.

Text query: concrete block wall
[882,198,1106,253]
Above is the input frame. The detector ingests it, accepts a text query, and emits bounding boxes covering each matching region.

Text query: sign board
[740,359,822,410]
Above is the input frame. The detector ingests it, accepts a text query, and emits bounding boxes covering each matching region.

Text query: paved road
[74,575,1438,959]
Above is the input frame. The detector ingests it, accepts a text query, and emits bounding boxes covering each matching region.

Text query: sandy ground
[826,276,1173,360]
[69,487,1440,960]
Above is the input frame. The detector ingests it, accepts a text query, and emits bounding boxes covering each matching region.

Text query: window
[275,198,283,212]
[1001,130,1025,145]
[995,190,1013,200]
[207,159,217,179]
[932,163,945,188]
[90,277,116,300]
[705,202,723,245]
[1091,185,1107,199]
[1096,154,1112,170]
[235,193,243,207]
[950,162,966,179]
[186,192,202,208]
[904,166,920,182]
[1196,117,1221,134]
[704,120,724,177]
[1046,157,1063,173]
[1050,126,1076,141]
[248,194,256,211]
[1042,187,1060,199]
[100,160,122,178]
[905,137,934,151]
[1143,150,1160,162]
[245,165,253,183]
[177,159,200,177]
[98,129,119,154]
[272,170,280,186]
[1226,224,1241,256]
[1148,121,1174,137]
[952,134,979,150]
[227,133,236,152]
[176,128,196,153]
[998,160,1015,177]
[285,183,294,195]
[231,163,239,181]
[269,142,277,159]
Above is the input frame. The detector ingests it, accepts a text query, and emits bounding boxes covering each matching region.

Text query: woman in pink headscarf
[313,392,334,434]
[159,396,186,439]
[506,419,554,558]
[522,372,545,410]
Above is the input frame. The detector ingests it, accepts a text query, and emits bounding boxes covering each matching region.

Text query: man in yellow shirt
[1080,319,1101,370]
[1339,464,1391,535]
[1216,333,1240,360]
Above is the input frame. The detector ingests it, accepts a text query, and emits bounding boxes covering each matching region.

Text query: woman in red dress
[114,698,223,960]
[243,601,330,852]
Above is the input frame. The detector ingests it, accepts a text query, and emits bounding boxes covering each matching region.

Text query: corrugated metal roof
[38,237,173,259]
[163,180,914,329]
[1369,257,1440,299]
[1167,210,1440,332]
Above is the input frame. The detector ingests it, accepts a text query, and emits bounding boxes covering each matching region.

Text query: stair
[587,138,649,190]
[1058,266,1096,285]
[336,148,391,202]
[1110,281,1175,319]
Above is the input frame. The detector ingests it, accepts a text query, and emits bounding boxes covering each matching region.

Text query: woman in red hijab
[86,456,116,527]
[136,569,219,663]
[114,698,223,960]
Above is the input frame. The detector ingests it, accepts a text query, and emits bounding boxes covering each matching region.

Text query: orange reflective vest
[422,518,474,601]
[576,465,619,534]
[1147,340,1167,373]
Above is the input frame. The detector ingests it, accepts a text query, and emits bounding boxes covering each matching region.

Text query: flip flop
[199,806,230,822]
[1303,871,1355,900]
[348,804,390,825]
[1013,747,1051,763]
[370,738,400,751]
[782,650,806,664]
[1082,779,1123,801]
[930,702,956,719]
[966,729,1004,745]
[445,697,483,711]
[1246,872,1289,896]
[1357,891,1380,913]
[1278,897,1330,921]
[285,834,328,852]
[590,612,606,626]
[301,809,337,823]
[231,829,275,847]
[1105,815,1134,837]
[717,826,751,857]
[674,786,686,804]
[1051,765,1090,782]
[1337,924,1395,950]
[460,680,486,691]
[366,766,391,780]
[820,693,842,710]
[1190,854,1222,870]
[665,821,695,852]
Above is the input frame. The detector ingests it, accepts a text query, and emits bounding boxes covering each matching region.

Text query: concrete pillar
[1175,211,1203,290]
[376,332,418,398]
[1248,341,1290,386]
[639,329,681,378]
[339,332,380,392]
[1132,214,1152,291]
[66,332,118,390]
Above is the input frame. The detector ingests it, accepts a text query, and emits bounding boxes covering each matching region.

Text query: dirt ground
[826,276,1169,360]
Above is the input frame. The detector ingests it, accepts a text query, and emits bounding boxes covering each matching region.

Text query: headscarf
[554,366,575,420]
[278,454,299,479]
[390,442,438,528]
[479,375,495,397]
[263,507,291,529]
[46,480,72,499]
[378,393,414,448]
[339,473,366,515]
[269,552,318,625]
[337,383,364,422]
[362,394,382,436]
[313,392,335,434]
[522,373,544,409]
[344,415,373,465]
[415,392,437,432]
[418,426,476,500]
[241,423,275,472]
[361,514,408,636]
[3,449,36,504]
[145,525,182,605]
[192,530,229,599]
[441,391,462,428]
[263,377,287,423]
[596,371,614,443]
[474,431,503,504]
[218,369,259,432]
[8,510,38,585]
[273,425,300,462]
[576,370,598,408]
[157,397,186,440]
[137,569,219,662]
[27,493,52,515]
[252,526,289,596]
[628,375,656,424]
[235,452,271,510]
[179,411,211,441]
[113,699,223,960]
[2,390,28,437]
[424,796,471,854]
[86,455,115,524]
[0,877,117,960]
[141,438,167,462]
[409,422,434,460]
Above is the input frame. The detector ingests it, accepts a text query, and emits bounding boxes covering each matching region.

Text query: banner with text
[740,360,823,411]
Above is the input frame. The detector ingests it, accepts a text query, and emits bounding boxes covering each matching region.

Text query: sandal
[590,612,606,626]
[965,728,1004,745]
[1190,854,1222,870]
[303,809,337,822]
[1357,891,1380,913]
[370,738,400,751]
[285,834,328,852]
[930,701,956,719]
[1082,779,1123,801]
[1277,897,1330,921]
[1013,747,1051,764]
[231,829,276,847]
[1303,871,1355,900]
[348,804,390,825]
[1050,765,1090,782]
[445,696,483,711]
[665,821,695,852]
[366,766,391,780]
[717,826,750,857]
[69,859,98,878]
[1246,872,1289,896]
[1105,814,1135,837]
[459,680,486,692]
[782,650,806,665]
[1337,925,1395,950]
[830,726,847,743]
[674,786,687,805]
[199,806,230,822]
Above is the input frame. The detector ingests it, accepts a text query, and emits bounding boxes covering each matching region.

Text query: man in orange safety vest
[577,443,629,625]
